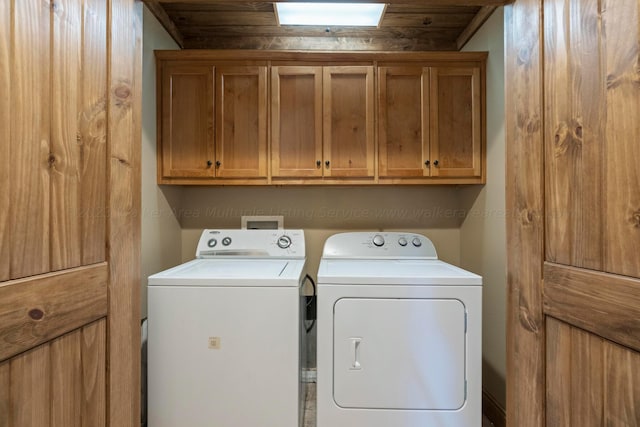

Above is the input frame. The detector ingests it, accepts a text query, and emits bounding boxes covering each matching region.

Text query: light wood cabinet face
[378,67,430,177]
[323,66,375,178]
[215,66,268,178]
[161,64,214,178]
[271,66,323,177]
[430,67,482,178]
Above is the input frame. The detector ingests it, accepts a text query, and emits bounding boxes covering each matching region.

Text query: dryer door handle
[350,337,362,370]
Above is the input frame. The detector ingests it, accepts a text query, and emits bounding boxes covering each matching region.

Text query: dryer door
[333,298,466,410]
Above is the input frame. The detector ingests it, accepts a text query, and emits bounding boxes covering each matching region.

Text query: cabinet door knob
[207,160,213,167]
[424,160,430,167]
[316,160,321,168]
[433,160,439,166]
[215,160,221,167]
[325,160,330,167]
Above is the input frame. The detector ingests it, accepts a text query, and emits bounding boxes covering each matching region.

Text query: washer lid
[148,259,306,287]
[318,259,481,286]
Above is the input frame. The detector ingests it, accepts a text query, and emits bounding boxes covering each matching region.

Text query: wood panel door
[322,66,375,178]
[506,0,640,425]
[0,0,141,426]
[160,63,214,179]
[215,66,267,178]
[378,66,430,177]
[271,66,323,178]
[429,67,482,179]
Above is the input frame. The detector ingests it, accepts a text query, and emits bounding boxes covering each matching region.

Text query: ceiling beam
[456,5,496,49]
[143,0,185,48]
[156,0,513,5]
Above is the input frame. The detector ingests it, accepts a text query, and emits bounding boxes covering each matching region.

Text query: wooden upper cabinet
[271,66,323,178]
[323,66,375,178]
[430,67,482,179]
[379,65,483,182]
[215,66,268,178]
[160,64,214,179]
[378,67,430,177]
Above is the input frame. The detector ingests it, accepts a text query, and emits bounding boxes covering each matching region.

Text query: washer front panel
[333,298,466,410]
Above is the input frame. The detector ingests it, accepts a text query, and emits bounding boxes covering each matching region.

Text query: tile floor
[302,383,494,427]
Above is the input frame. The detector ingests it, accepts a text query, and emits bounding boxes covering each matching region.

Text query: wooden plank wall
[504,0,545,426]
[0,320,106,427]
[108,0,142,425]
[1,0,141,425]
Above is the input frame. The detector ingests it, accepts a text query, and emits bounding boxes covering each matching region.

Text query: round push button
[412,237,422,247]
[398,237,408,247]
[373,235,385,247]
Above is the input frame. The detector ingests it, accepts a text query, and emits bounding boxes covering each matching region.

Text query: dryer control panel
[195,229,305,259]
[322,232,437,260]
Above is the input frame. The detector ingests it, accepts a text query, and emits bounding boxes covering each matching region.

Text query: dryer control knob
[412,237,422,247]
[277,235,292,249]
[398,237,408,247]
[207,238,217,248]
[373,235,385,247]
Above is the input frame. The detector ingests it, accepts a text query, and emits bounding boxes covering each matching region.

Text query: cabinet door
[215,66,268,178]
[161,64,214,178]
[323,66,375,178]
[271,66,323,178]
[429,67,482,178]
[378,67,430,177]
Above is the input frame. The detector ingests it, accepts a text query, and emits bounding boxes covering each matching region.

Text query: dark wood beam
[456,5,496,49]
[142,0,185,48]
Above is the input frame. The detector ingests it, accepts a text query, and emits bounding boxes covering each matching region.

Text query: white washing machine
[317,232,482,427]
[148,229,308,427]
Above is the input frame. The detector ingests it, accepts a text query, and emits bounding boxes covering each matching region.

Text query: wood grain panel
[161,64,215,178]
[11,0,51,279]
[604,340,640,425]
[504,1,545,426]
[544,0,604,269]
[81,319,106,427]
[0,0,9,282]
[570,325,604,427]
[546,318,571,427]
[108,1,142,425]
[215,66,268,178]
[602,0,640,278]
[80,0,108,265]
[322,66,375,178]
[381,12,476,28]
[10,345,51,426]
[51,330,82,427]
[544,262,640,352]
[378,67,429,178]
[51,0,82,271]
[0,360,8,427]
[0,263,108,362]
[172,11,277,26]
[430,67,482,178]
[271,66,323,177]
[142,0,184,48]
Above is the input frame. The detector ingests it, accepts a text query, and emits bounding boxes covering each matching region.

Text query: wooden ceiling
[144,0,512,51]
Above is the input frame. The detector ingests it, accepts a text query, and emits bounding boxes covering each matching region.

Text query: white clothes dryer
[148,229,308,427]
[317,232,482,427]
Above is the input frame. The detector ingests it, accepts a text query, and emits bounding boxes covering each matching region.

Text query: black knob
[207,160,213,167]
[316,160,321,167]
[216,160,221,167]
[325,160,330,167]
[425,160,430,167]
[433,160,439,166]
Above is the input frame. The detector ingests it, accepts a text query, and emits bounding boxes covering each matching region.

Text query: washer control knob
[412,237,422,247]
[398,237,408,247]
[221,237,232,246]
[277,235,292,249]
[373,235,385,247]
[207,238,217,248]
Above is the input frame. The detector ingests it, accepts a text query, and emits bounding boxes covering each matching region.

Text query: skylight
[275,3,386,27]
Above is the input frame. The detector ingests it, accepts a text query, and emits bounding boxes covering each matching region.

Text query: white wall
[140,6,182,319]
[461,7,507,408]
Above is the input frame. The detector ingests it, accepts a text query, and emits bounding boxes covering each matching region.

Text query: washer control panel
[195,229,305,259]
[322,232,438,259]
